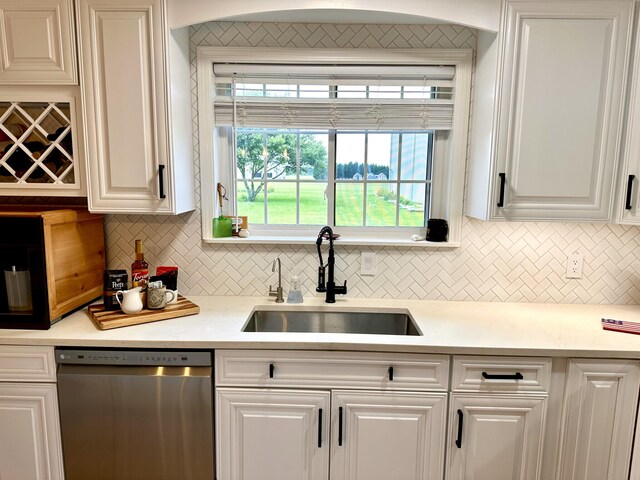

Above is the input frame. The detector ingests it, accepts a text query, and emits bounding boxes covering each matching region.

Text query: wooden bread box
[0,208,105,327]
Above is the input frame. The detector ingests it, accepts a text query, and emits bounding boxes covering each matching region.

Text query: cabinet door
[217,388,330,480]
[0,383,64,480]
[77,0,175,213]
[331,390,447,480]
[617,12,640,224]
[557,359,640,480]
[493,0,632,221]
[0,0,77,84]
[446,394,546,480]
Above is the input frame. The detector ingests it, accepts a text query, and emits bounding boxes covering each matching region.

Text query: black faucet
[316,226,347,303]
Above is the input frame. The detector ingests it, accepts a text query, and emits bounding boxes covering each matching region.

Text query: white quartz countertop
[2,296,640,358]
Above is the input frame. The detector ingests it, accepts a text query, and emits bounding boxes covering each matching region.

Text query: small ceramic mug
[147,286,176,310]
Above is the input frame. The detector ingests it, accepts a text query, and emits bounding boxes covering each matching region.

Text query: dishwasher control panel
[56,348,212,366]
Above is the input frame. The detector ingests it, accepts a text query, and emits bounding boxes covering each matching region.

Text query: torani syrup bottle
[131,239,149,288]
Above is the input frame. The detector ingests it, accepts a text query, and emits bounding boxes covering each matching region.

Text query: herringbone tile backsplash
[104,21,640,304]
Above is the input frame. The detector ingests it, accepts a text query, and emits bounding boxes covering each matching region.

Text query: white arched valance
[167,0,502,33]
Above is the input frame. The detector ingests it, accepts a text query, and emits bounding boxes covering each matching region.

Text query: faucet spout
[268,256,284,303]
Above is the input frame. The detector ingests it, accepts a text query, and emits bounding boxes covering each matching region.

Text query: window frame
[197,47,472,246]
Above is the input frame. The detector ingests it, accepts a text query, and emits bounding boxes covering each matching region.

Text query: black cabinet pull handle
[338,406,343,446]
[158,165,166,199]
[269,363,274,378]
[455,409,463,448]
[626,175,635,210]
[497,172,506,207]
[318,408,323,448]
[482,371,523,380]
[388,366,394,381]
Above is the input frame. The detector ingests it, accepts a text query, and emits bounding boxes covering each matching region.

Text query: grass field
[236,181,425,227]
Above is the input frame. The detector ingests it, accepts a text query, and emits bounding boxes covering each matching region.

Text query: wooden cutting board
[88,296,200,330]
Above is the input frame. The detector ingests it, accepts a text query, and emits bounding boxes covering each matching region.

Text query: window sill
[204,234,459,248]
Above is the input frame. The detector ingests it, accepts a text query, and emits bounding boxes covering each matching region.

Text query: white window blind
[212,64,456,131]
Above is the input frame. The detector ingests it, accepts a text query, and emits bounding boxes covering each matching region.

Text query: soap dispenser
[287,273,304,304]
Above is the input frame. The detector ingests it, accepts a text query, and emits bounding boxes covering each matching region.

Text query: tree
[236,131,327,202]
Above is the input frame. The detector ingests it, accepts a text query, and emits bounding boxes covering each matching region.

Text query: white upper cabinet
[467,0,634,222]
[616,9,640,224]
[0,0,77,84]
[76,0,194,214]
[0,1,85,196]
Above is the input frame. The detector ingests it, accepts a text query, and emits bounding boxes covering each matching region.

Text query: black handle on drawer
[482,371,523,380]
[497,172,506,208]
[318,408,323,448]
[388,366,394,381]
[338,406,343,446]
[455,409,463,448]
[159,165,166,199]
[269,363,274,378]
[626,175,635,210]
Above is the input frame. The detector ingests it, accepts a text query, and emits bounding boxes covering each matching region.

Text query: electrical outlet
[565,253,584,279]
[361,252,376,276]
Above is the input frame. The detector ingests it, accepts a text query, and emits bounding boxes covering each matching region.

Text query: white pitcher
[115,287,143,314]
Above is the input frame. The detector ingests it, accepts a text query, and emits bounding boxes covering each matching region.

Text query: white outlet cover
[361,252,376,276]
[565,253,584,279]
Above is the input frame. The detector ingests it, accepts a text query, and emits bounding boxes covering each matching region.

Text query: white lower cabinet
[556,359,640,480]
[446,394,546,480]
[216,387,447,480]
[215,350,449,480]
[217,388,330,480]
[446,356,550,480]
[330,390,447,480]
[215,350,640,480]
[0,346,63,480]
[0,383,64,480]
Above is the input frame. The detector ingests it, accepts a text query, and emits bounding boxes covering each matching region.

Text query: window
[234,128,433,227]
[197,48,472,246]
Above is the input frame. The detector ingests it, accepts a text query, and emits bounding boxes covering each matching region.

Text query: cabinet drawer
[216,350,449,391]
[0,346,56,382]
[451,356,551,393]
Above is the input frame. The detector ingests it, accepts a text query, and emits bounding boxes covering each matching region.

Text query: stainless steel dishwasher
[56,349,214,480]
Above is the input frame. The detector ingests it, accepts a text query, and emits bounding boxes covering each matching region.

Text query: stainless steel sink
[242,309,421,336]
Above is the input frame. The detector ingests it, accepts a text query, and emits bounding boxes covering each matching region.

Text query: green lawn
[236,181,425,227]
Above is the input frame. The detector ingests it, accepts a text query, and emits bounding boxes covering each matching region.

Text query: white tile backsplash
[103,21,640,304]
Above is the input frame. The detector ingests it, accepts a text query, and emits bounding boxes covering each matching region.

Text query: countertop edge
[1,296,640,359]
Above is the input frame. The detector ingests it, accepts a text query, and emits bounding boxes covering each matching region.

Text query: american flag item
[602,318,640,335]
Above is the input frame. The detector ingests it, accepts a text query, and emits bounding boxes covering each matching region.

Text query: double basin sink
[242,309,421,336]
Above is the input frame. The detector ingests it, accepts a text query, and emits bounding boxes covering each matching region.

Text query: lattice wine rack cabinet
[0,95,84,195]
